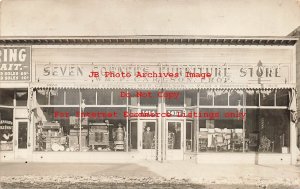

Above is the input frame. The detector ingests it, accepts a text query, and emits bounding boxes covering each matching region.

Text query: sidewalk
[0,161,300,188]
[138,161,300,186]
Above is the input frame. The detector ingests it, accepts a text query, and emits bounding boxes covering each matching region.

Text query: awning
[29,82,296,90]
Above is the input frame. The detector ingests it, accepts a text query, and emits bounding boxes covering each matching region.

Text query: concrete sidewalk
[0,161,300,187]
[0,163,157,177]
[138,161,300,185]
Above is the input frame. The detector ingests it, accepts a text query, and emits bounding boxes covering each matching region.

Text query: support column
[290,120,298,164]
[157,91,162,161]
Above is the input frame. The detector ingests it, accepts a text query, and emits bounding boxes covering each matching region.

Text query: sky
[0,0,300,37]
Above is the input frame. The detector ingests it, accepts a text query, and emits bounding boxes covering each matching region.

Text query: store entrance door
[139,120,157,160]
[166,120,184,160]
[14,119,29,161]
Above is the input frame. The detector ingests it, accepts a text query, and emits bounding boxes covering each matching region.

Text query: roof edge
[0,35,297,46]
[0,35,298,40]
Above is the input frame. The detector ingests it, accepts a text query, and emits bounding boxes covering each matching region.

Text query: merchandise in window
[34,106,127,152]
[0,108,13,151]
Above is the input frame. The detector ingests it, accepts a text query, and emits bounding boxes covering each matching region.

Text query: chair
[214,133,227,152]
[223,128,232,150]
[258,136,274,152]
[199,128,208,151]
[248,133,258,151]
[231,129,243,151]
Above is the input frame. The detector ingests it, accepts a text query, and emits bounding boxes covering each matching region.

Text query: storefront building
[0,36,299,164]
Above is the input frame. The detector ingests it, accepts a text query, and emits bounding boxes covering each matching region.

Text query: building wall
[32,46,293,63]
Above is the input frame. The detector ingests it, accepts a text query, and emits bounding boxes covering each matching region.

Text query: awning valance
[29,82,296,90]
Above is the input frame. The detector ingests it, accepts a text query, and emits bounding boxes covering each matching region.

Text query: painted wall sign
[0,47,31,81]
[35,62,291,85]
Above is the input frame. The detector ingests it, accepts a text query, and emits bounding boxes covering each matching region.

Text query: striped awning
[29,82,296,90]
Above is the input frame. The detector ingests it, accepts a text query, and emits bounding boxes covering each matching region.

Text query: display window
[34,106,127,152]
[0,108,13,151]
[16,91,28,106]
[34,89,128,152]
[0,89,14,106]
[197,89,290,153]
[165,90,184,107]
[214,90,228,106]
[32,88,292,155]
[199,90,213,105]
[0,89,27,151]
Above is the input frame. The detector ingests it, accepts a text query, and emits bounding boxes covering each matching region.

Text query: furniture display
[197,128,251,152]
[231,129,243,151]
[207,128,215,148]
[248,133,259,151]
[258,135,274,152]
[214,133,227,151]
[113,124,125,151]
[199,128,208,151]
[35,121,71,151]
[224,129,232,150]
[88,122,110,150]
[68,129,88,151]
[40,122,64,151]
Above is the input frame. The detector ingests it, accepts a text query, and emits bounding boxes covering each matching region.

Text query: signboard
[0,46,31,81]
[0,120,13,130]
[35,62,292,86]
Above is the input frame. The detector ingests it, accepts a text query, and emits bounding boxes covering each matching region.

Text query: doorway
[166,120,184,160]
[14,119,29,160]
[140,120,157,160]
[128,120,158,160]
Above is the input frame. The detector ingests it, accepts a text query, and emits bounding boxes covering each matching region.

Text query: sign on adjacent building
[0,47,31,81]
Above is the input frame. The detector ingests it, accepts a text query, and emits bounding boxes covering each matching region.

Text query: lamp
[237,97,246,152]
[79,98,86,151]
[237,100,241,120]
[81,99,86,112]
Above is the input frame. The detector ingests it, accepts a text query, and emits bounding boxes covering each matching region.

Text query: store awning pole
[242,90,246,153]
[79,89,82,152]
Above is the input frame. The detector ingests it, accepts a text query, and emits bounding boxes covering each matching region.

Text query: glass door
[128,120,138,151]
[14,119,29,160]
[185,121,194,152]
[166,120,184,160]
[139,120,157,160]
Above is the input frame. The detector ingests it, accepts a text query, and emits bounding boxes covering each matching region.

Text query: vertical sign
[0,47,31,81]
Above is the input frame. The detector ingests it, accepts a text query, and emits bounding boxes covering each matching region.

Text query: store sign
[0,120,13,130]
[0,47,31,81]
[167,110,183,117]
[35,62,292,85]
[141,110,157,114]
